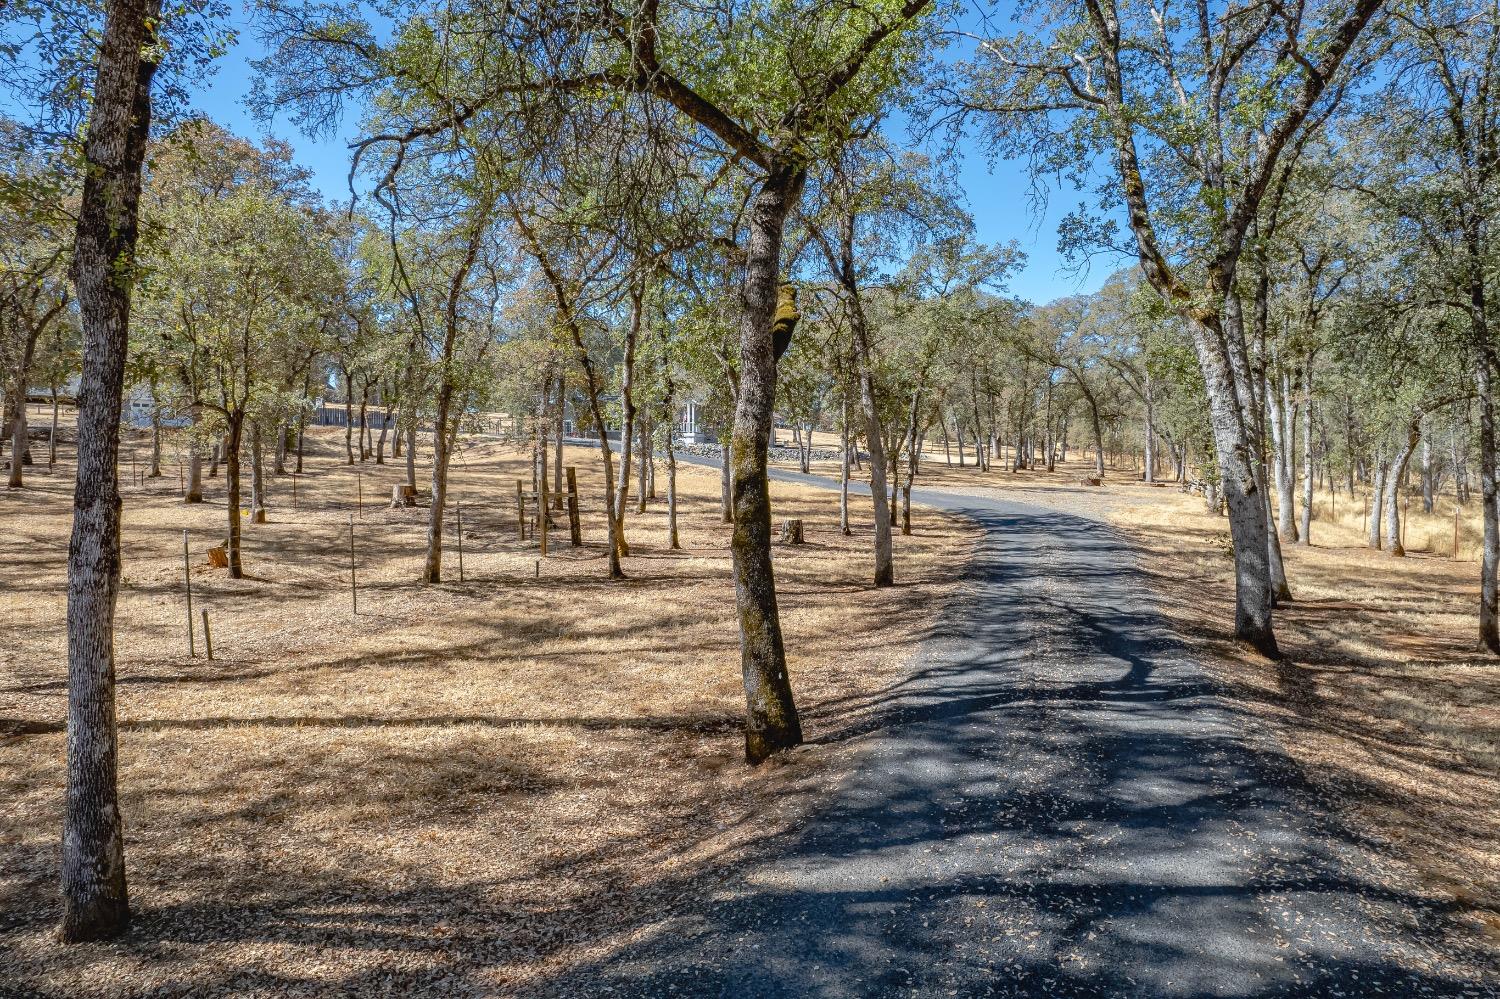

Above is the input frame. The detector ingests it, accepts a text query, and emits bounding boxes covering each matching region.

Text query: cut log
[206,545,229,569]
[779,519,804,545]
[1077,477,1102,487]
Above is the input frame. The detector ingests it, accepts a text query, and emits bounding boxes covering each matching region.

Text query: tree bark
[224,414,245,576]
[60,0,161,942]
[1384,427,1419,557]
[250,420,267,523]
[1368,461,1387,550]
[840,398,852,536]
[730,165,805,764]
[1187,314,1279,657]
[1299,381,1314,545]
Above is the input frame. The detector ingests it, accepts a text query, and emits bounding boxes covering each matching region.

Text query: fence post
[200,609,213,661]
[566,466,582,547]
[182,529,195,658]
[457,499,465,583]
[348,514,358,615]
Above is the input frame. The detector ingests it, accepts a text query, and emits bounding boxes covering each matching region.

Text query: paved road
[527,463,1494,998]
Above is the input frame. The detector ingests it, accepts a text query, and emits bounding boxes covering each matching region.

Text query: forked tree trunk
[730,165,805,763]
[1187,313,1278,657]
[61,0,160,942]
[1385,421,1422,557]
[375,405,392,464]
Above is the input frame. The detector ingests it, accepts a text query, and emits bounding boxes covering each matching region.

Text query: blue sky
[184,4,1121,306]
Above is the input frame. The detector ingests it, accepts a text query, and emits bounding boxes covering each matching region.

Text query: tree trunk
[1368,461,1387,550]
[148,400,161,477]
[7,408,25,488]
[1087,392,1106,478]
[637,415,648,514]
[730,165,805,764]
[49,386,59,468]
[294,409,306,473]
[357,384,370,461]
[250,420,267,524]
[1477,350,1500,651]
[405,422,416,491]
[375,404,392,465]
[1187,313,1279,657]
[1269,369,1298,541]
[840,400,852,536]
[60,0,160,942]
[851,298,892,587]
[720,439,732,524]
[273,421,287,475]
[224,414,245,577]
[1299,385,1314,545]
[343,370,354,464]
[1142,375,1155,482]
[185,437,203,503]
[1385,421,1423,556]
[553,374,565,510]
[423,387,454,583]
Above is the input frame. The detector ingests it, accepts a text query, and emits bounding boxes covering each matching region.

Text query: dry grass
[0,415,978,998]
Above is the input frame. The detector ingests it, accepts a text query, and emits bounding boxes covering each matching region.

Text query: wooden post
[534,559,540,579]
[566,466,582,547]
[539,468,549,557]
[516,479,526,540]
[1455,507,1461,561]
[178,461,184,496]
[200,609,213,661]
[456,499,465,583]
[292,472,298,509]
[182,530,195,658]
[1402,493,1409,549]
[357,469,363,518]
[348,514,358,615]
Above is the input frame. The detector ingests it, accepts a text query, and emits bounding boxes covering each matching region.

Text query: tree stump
[390,484,417,508]
[206,545,229,568]
[779,519,804,545]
